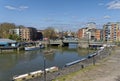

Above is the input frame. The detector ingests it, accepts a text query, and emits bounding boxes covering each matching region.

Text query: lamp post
[43,56,46,81]
[87,33,90,53]
[93,55,95,65]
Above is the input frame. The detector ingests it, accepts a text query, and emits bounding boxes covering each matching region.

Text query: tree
[43,27,57,39]
[9,34,21,41]
[0,23,16,38]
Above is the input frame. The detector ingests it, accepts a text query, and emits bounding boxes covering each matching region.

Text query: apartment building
[117,29,120,42]
[95,29,101,41]
[78,28,101,41]
[36,30,43,40]
[77,28,87,40]
[10,27,43,41]
[103,22,120,42]
[9,28,20,36]
[20,27,37,41]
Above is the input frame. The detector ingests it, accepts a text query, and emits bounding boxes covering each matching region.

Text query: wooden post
[0,48,2,53]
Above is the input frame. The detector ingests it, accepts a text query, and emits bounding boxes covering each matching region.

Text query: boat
[25,46,41,51]
[24,42,44,51]
[25,44,44,51]
[43,49,54,54]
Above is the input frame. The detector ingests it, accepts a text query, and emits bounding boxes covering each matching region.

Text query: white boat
[25,46,40,51]
[43,49,54,54]
[25,45,44,51]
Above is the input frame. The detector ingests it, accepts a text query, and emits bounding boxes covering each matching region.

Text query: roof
[0,39,16,43]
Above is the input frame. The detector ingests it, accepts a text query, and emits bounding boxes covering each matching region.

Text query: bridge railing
[49,40,62,44]
[40,39,104,45]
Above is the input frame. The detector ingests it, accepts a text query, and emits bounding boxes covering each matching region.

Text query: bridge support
[59,40,64,47]
[63,43,69,47]
[78,42,89,48]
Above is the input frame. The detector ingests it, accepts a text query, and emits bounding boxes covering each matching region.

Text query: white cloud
[4,5,29,11]
[107,0,120,9]
[19,6,29,11]
[103,15,111,19]
[4,5,16,10]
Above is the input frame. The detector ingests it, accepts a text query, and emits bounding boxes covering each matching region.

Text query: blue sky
[0,0,120,31]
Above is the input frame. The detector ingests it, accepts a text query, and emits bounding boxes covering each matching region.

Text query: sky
[0,0,120,31]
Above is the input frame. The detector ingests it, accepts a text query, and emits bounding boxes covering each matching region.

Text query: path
[65,47,120,81]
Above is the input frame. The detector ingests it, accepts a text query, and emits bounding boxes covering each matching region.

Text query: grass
[52,65,99,81]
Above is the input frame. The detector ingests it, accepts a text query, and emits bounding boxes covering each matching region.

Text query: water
[0,44,94,81]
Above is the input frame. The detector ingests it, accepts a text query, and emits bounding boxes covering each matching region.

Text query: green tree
[9,34,21,41]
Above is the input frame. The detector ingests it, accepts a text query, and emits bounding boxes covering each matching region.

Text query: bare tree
[43,27,57,39]
[0,23,16,38]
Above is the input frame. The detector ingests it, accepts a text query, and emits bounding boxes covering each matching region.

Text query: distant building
[0,38,17,47]
[95,29,101,41]
[10,27,44,41]
[20,27,37,41]
[117,30,120,42]
[78,27,101,41]
[9,28,20,36]
[36,30,43,40]
[78,28,87,40]
[103,22,120,42]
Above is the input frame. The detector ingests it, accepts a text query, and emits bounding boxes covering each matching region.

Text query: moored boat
[43,49,54,54]
[25,46,40,51]
[24,42,44,51]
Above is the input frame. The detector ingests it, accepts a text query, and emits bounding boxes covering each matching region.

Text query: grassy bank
[53,65,97,81]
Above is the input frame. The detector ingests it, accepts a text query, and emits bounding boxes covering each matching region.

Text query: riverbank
[54,47,120,81]
[27,46,112,81]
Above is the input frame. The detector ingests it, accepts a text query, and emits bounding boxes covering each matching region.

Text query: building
[20,27,37,41]
[78,27,101,41]
[103,23,111,42]
[103,22,120,42]
[9,28,20,36]
[36,30,43,40]
[0,38,17,47]
[10,27,43,41]
[78,28,88,40]
[117,30,120,41]
[95,29,101,41]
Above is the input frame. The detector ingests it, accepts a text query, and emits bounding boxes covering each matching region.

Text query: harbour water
[0,44,94,81]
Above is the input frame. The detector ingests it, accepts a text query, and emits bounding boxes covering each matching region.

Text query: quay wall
[0,46,24,53]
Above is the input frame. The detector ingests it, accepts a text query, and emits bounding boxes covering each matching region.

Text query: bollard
[81,64,84,69]
[93,56,95,66]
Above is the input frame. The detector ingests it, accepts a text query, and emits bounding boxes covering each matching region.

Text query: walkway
[64,47,120,81]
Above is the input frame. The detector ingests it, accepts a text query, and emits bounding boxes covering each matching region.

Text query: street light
[43,56,46,81]
[93,55,95,65]
[87,33,90,53]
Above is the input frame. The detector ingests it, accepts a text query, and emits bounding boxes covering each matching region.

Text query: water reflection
[0,46,95,81]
